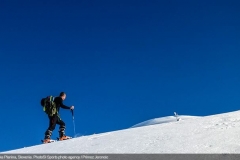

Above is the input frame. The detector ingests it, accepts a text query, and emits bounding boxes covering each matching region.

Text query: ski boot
[57,135,72,141]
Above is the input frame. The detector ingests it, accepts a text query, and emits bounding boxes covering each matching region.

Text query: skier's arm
[60,102,71,109]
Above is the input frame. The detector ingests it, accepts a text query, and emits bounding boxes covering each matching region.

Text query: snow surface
[4,110,240,153]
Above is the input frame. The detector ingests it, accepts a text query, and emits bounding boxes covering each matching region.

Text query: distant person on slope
[41,92,74,143]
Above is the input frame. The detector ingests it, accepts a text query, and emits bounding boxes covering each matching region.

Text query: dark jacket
[54,97,71,113]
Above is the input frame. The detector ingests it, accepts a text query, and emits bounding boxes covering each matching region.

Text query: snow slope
[4,110,240,153]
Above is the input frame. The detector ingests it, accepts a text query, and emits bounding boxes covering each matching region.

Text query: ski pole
[71,109,76,137]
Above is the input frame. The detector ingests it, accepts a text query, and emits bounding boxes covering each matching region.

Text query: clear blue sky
[1,0,240,152]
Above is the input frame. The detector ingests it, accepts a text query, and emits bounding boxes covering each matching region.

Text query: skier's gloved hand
[70,106,74,110]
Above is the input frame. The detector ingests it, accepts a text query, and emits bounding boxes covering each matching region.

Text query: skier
[43,92,74,143]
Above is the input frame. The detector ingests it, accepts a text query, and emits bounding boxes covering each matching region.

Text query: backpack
[40,96,57,116]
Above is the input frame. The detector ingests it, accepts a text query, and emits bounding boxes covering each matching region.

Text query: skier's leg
[44,115,57,139]
[56,115,66,138]
[56,116,71,140]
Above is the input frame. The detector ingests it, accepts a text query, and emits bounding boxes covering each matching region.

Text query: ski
[41,136,72,144]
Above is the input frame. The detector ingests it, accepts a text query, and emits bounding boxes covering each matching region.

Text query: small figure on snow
[41,92,74,143]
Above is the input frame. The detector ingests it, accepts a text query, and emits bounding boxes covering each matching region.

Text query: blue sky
[1,0,240,151]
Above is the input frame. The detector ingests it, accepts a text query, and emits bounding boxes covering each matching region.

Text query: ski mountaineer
[43,92,74,143]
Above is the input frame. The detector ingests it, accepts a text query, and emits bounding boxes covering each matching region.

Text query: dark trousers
[45,114,66,139]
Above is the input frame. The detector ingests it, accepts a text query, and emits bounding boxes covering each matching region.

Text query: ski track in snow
[4,110,240,153]
[88,133,112,140]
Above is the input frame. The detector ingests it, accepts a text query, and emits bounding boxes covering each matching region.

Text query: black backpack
[40,96,57,116]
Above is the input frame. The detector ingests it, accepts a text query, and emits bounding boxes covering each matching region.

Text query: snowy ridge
[131,115,201,128]
[3,110,240,153]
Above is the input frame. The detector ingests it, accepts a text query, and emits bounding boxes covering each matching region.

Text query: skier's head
[60,92,66,100]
